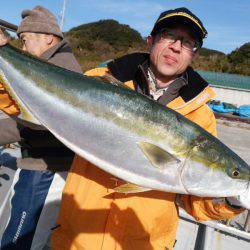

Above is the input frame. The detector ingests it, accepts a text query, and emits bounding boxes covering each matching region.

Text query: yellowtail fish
[0,44,249,197]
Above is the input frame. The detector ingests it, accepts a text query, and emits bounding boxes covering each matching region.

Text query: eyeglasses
[157,29,200,52]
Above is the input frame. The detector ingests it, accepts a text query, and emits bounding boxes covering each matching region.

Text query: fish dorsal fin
[138,142,180,169]
[96,74,131,90]
[0,72,41,125]
[114,183,151,194]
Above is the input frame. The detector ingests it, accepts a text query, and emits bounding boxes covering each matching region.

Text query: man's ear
[147,35,153,52]
[192,50,197,59]
[147,35,153,46]
[45,34,54,45]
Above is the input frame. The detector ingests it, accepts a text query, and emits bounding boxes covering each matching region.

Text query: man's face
[148,25,198,80]
[20,32,51,57]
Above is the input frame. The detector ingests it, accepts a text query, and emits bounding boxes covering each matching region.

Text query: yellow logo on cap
[157,12,206,36]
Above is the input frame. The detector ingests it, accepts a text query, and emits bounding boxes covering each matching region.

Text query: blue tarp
[236,105,250,118]
[209,101,250,118]
[209,101,236,114]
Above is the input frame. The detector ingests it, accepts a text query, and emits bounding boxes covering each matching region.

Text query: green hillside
[67,19,144,49]
[65,19,147,70]
[192,43,250,75]
[227,43,250,75]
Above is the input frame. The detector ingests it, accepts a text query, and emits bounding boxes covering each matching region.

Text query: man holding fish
[0,5,249,250]
[49,7,250,250]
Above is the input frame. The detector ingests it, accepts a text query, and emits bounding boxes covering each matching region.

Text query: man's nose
[168,39,182,52]
[22,45,26,51]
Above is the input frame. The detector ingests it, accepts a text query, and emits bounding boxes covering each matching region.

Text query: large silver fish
[0,44,249,197]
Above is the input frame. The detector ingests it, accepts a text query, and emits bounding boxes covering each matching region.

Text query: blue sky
[0,0,249,54]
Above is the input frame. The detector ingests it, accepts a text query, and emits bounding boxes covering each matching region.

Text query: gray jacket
[0,39,82,171]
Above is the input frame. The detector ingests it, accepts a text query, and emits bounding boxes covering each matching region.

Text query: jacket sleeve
[0,82,21,145]
[84,67,109,77]
[177,195,245,221]
[0,117,21,145]
[0,82,20,115]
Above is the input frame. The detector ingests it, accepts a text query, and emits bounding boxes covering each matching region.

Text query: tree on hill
[227,43,250,75]
[65,19,147,71]
[228,43,250,64]
[197,48,225,57]
[66,19,145,50]
[192,47,230,73]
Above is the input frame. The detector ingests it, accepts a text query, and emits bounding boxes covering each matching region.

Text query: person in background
[0,5,82,250]
[52,7,249,250]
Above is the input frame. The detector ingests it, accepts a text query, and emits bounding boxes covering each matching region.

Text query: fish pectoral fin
[138,142,180,169]
[114,183,151,193]
[0,72,41,125]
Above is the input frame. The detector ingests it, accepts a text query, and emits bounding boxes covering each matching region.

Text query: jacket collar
[40,39,71,61]
[107,52,209,103]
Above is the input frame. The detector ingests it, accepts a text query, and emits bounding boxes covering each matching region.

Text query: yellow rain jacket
[52,53,244,250]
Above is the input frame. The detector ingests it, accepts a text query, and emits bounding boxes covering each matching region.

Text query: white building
[198,70,250,106]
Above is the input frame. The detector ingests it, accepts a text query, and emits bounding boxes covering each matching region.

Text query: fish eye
[229,168,241,179]
[232,170,239,177]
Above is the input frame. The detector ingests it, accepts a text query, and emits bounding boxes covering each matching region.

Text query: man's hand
[0,29,9,46]
[226,184,250,209]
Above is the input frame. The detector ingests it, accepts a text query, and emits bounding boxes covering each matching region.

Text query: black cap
[150,7,207,46]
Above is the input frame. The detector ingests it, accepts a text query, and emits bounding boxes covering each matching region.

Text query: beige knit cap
[17,5,63,38]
